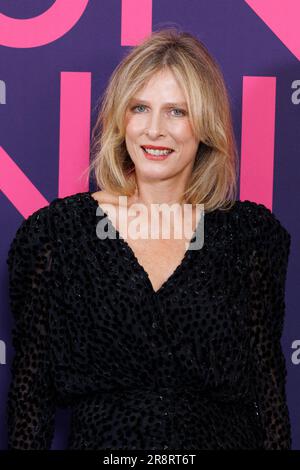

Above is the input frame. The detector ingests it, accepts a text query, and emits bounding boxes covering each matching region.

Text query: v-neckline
[88,191,205,297]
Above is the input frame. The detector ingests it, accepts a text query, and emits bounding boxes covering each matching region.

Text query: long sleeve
[247,203,292,449]
[6,207,56,449]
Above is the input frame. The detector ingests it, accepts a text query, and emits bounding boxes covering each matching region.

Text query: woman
[6,28,292,450]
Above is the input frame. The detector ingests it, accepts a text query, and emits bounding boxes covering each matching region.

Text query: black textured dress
[6,191,292,450]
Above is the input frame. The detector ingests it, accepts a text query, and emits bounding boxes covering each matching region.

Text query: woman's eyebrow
[130,98,187,107]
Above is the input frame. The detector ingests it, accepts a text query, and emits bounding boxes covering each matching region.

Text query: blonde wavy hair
[87,27,239,212]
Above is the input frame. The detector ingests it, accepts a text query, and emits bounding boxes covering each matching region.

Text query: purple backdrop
[0,0,299,450]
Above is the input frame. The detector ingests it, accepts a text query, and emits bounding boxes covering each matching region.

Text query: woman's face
[124,68,200,182]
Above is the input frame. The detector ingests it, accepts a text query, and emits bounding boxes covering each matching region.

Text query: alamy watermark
[95,196,205,251]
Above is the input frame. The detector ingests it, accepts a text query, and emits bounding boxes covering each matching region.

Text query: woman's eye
[131,105,186,116]
[171,108,186,116]
[132,105,146,113]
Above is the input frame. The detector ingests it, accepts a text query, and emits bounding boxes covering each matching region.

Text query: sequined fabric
[6,191,292,450]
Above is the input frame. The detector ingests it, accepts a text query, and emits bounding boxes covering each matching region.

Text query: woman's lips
[141,145,174,151]
[141,146,174,160]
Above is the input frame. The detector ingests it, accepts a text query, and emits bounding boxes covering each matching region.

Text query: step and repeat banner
[0,0,299,450]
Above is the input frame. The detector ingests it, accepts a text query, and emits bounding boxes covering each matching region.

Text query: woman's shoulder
[7,203,51,266]
[229,199,291,248]
[49,190,95,213]
[49,189,119,215]
[7,192,94,259]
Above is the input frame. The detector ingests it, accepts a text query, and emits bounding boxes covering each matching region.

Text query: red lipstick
[141,145,174,150]
[141,145,174,161]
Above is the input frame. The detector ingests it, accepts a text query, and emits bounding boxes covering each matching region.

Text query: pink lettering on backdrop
[1,72,91,218]
[245,0,300,60]
[0,147,49,218]
[0,0,89,48]
[121,0,152,45]
[58,72,91,198]
[240,76,276,210]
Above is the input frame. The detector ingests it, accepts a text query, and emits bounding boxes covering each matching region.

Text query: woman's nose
[145,112,165,137]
